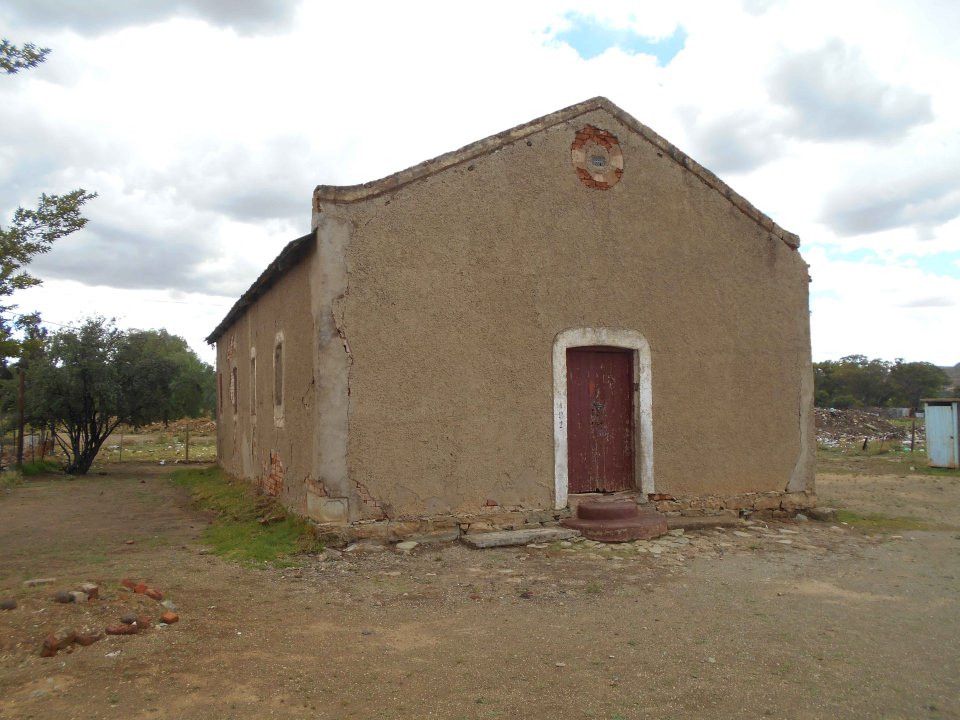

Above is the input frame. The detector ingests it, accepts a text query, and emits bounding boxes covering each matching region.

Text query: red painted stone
[560,500,668,542]
[120,578,138,589]
[133,583,148,594]
[144,588,163,601]
[159,610,179,624]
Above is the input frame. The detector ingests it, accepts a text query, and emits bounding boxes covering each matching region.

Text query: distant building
[207,98,815,539]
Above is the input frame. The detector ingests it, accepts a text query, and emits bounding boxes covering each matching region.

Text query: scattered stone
[161,600,177,611]
[134,583,148,594]
[40,628,77,656]
[322,549,343,562]
[80,583,99,600]
[125,539,135,545]
[53,590,74,604]
[24,578,56,587]
[105,624,139,635]
[555,662,567,667]
[775,539,793,545]
[0,598,16,610]
[197,548,212,555]
[119,613,138,625]
[809,507,838,522]
[120,578,138,590]
[135,615,152,629]
[144,588,163,601]
[667,528,685,537]
[75,632,103,646]
[707,657,716,664]
[105,650,121,658]
[778,528,799,535]
[461,528,579,549]
[159,610,179,624]
[69,591,88,604]
[794,513,809,522]
[732,531,753,538]
[395,540,419,552]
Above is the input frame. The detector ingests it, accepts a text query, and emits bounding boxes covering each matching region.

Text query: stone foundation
[310,490,816,546]
[651,491,817,517]
[312,507,573,547]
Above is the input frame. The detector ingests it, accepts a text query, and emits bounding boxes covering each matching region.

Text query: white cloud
[1,0,958,367]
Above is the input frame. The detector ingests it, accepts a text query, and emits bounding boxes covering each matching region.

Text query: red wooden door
[567,347,634,493]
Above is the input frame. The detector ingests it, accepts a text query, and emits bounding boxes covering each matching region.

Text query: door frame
[552,328,654,509]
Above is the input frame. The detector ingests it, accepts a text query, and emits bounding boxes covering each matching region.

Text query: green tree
[0,39,50,75]
[887,360,950,409]
[120,329,216,422]
[1,41,97,357]
[27,318,212,474]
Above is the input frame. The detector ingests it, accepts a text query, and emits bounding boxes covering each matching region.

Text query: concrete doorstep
[460,527,580,549]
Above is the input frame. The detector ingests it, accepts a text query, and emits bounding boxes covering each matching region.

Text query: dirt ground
[1,462,959,720]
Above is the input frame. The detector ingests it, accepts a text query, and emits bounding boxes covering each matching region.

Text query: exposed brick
[105,624,140,635]
[75,632,103,646]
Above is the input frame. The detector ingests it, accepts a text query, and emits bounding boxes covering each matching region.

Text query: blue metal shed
[923,398,959,469]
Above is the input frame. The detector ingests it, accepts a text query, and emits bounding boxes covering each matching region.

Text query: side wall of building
[215,248,319,514]
[330,107,814,520]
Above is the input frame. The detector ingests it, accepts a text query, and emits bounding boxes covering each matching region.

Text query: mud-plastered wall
[215,246,318,514]
[333,106,813,518]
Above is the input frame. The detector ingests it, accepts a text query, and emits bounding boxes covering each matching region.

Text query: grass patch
[170,466,323,564]
[1,469,22,488]
[21,459,62,476]
[835,509,932,532]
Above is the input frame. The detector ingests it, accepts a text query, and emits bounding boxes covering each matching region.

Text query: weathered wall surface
[215,247,319,514]
[326,106,813,519]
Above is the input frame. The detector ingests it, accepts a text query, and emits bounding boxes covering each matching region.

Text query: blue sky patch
[821,246,960,279]
[555,13,687,65]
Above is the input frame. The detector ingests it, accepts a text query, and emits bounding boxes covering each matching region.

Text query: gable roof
[314,97,799,249]
[208,97,799,346]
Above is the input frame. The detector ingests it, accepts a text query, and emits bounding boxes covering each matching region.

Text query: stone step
[460,527,580,549]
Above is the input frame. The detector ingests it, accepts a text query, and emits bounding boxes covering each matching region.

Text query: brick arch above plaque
[571,125,624,190]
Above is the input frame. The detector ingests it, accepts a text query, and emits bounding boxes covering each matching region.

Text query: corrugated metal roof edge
[205,230,315,345]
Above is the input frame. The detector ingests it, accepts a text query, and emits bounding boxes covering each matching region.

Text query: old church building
[207,97,815,540]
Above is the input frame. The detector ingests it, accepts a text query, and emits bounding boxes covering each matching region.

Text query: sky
[1,0,958,367]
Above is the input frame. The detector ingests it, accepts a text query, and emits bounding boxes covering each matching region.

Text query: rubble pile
[815,407,922,447]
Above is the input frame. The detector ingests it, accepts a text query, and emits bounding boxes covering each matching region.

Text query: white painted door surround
[552,327,654,509]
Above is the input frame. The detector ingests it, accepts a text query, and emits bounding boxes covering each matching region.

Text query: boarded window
[274,341,283,408]
[250,354,257,417]
[230,366,238,415]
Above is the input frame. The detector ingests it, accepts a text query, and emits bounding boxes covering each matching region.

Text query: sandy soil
[1,462,958,720]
